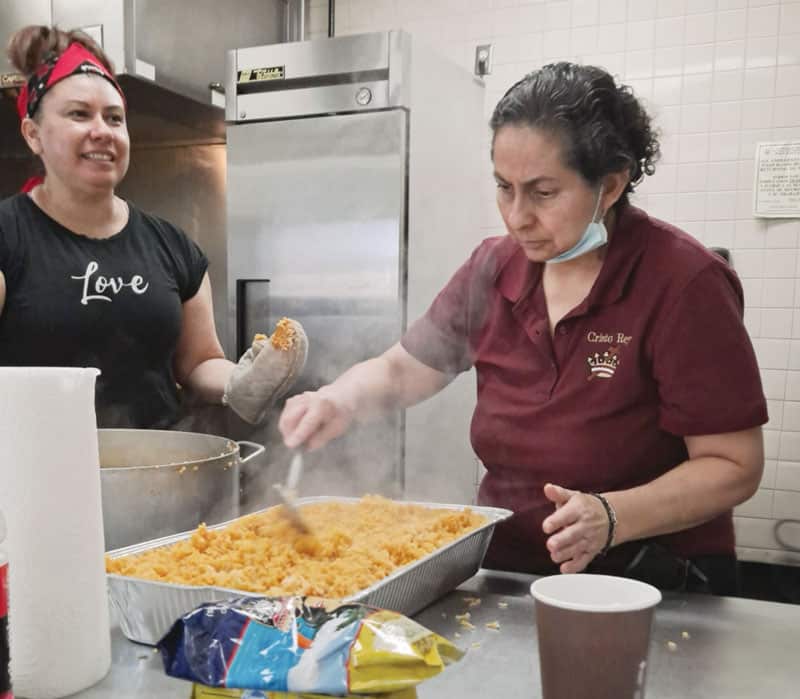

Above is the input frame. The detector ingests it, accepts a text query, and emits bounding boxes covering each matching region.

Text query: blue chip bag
[158,596,462,694]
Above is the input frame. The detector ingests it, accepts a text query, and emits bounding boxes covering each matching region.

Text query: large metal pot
[99,429,264,551]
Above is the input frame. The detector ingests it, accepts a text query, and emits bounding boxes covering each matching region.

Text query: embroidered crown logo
[587,349,620,379]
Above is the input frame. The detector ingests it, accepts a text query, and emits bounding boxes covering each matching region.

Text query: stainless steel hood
[0,0,288,154]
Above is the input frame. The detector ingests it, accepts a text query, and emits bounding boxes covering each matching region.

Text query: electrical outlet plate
[474,43,493,77]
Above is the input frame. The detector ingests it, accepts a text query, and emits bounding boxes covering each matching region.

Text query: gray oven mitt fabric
[222,318,308,424]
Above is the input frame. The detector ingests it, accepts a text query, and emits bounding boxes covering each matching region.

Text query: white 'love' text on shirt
[71,260,150,305]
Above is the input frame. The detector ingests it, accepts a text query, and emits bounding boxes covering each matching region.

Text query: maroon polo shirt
[402,205,768,574]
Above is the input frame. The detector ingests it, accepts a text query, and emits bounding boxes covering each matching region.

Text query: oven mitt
[223,318,308,424]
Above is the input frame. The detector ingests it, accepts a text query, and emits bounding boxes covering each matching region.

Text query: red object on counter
[1,563,11,698]
[1,508,11,699]
[0,558,6,618]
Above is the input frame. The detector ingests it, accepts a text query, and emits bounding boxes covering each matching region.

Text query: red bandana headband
[16,41,125,120]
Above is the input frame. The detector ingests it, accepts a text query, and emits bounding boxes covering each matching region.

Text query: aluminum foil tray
[106,496,512,645]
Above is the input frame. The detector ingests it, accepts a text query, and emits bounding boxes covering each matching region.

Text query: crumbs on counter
[681,631,691,639]
[178,466,187,475]
[485,621,500,631]
[455,611,475,630]
[462,596,482,608]
[498,601,509,609]
[666,641,678,652]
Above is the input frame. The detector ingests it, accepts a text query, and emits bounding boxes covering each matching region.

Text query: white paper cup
[531,574,662,699]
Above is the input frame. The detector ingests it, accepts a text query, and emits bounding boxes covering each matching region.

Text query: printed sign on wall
[753,141,800,218]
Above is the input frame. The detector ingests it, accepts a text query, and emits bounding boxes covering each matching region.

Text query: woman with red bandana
[279,63,768,595]
[0,26,306,428]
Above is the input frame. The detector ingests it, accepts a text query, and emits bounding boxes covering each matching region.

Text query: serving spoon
[273,451,311,534]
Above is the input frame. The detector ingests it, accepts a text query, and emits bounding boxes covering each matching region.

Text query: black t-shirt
[0,193,208,428]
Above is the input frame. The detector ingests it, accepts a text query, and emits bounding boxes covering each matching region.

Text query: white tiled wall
[310,0,800,565]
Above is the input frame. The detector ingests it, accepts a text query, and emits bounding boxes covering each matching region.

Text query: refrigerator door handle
[235,278,271,358]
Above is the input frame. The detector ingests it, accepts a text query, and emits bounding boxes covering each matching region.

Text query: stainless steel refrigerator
[225,31,486,504]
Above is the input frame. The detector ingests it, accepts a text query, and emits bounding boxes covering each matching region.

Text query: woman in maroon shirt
[279,63,767,595]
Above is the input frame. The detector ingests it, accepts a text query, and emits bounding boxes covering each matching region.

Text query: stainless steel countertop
[65,570,800,698]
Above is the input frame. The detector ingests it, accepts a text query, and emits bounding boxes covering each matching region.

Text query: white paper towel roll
[0,367,110,698]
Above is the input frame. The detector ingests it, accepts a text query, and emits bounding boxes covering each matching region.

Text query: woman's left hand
[541,483,612,573]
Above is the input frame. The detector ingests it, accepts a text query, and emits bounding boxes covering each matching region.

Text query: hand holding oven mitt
[223,317,308,424]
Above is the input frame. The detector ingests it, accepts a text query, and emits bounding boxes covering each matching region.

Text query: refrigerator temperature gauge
[355,87,373,106]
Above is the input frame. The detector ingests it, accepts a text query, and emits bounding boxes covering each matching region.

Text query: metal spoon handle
[287,451,304,491]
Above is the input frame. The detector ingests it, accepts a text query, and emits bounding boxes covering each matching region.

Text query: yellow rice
[105,495,487,598]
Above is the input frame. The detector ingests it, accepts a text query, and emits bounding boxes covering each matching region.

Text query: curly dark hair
[489,62,660,208]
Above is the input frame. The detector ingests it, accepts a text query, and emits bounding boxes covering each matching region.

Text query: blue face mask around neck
[546,186,608,264]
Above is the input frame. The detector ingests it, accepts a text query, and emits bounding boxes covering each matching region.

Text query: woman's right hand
[278,387,356,451]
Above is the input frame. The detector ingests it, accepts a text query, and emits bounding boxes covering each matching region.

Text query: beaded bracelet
[590,493,617,557]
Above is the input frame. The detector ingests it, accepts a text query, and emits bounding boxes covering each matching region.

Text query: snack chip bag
[191,686,418,699]
[158,596,462,694]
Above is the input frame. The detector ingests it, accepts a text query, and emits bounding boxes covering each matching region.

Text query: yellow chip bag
[348,610,463,693]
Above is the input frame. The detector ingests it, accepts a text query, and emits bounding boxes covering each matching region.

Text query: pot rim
[98,428,239,471]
